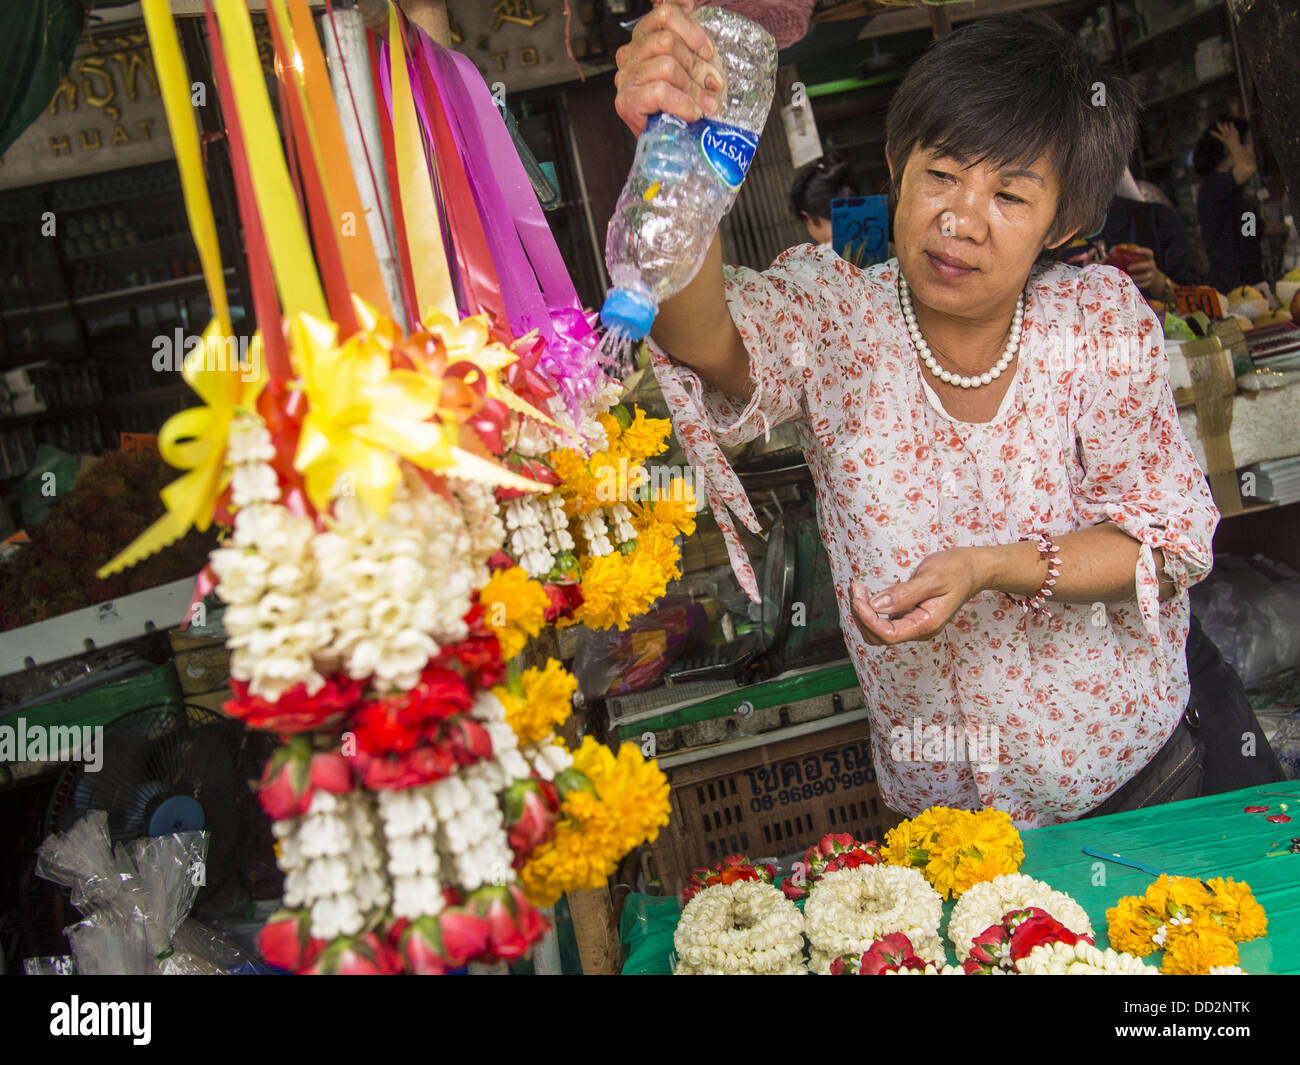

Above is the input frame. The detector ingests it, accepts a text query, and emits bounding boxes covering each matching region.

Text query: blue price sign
[830,195,889,267]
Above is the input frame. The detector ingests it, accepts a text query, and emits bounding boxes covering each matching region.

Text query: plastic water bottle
[600,7,777,341]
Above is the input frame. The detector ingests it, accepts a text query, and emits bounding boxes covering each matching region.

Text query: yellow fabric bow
[98,323,267,577]
[291,309,545,516]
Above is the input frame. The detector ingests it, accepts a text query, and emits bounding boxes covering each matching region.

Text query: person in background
[1194,118,1263,292]
[789,152,859,247]
[1055,168,1201,300]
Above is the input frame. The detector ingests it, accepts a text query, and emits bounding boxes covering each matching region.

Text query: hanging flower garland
[882,805,1024,900]
[674,878,806,975]
[947,874,1093,963]
[804,865,945,975]
[1106,875,1265,975]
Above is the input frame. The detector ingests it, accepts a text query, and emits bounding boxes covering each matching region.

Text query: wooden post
[928,3,953,39]
[399,0,453,47]
[1228,0,1300,221]
[565,886,623,974]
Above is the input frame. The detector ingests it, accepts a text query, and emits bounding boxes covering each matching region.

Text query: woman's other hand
[849,548,989,646]
[1122,245,1173,299]
[613,0,724,136]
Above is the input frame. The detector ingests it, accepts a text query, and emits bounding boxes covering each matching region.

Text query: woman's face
[891,146,1072,319]
[803,213,833,246]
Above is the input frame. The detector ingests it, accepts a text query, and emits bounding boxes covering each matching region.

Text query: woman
[615,6,1267,827]
[1194,118,1263,293]
[789,152,859,248]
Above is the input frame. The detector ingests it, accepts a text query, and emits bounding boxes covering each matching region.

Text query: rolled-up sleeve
[645,244,836,601]
[1072,266,1220,693]
[1073,266,1220,585]
[648,243,837,446]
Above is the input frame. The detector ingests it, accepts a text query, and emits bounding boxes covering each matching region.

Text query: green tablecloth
[621,781,1300,975]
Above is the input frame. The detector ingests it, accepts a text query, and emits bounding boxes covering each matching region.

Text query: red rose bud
[829,953,857,976]
[441,716,494,767]
[258,909,326,972]
[508,884,550,943]
[258,744,314,820]
[308,750,353,795]
[505,778,561,862]
[471,885,537,962]
[301,932,403,975]
[438,905,492,966]
[859,932,919,975]
[400,916,451,975]
[1008,914,1090,962]
[964,923,1013,974]
[780,880,807,902]
[486,549,514,572]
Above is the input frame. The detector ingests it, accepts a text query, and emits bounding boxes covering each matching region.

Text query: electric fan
[43,702,276,911]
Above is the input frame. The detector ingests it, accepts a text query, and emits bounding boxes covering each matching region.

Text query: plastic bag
[1191,554,1300,686]
[572,597,708,697]
[30,811,226,975]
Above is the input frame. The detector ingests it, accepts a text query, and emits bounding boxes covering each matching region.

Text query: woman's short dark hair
[1192,116,1249,176]
[885,12,1138,245]
[790,152,859,220]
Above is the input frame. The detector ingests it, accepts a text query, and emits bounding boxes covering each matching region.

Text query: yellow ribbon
[140,0,229,334]
[388,5,457,324]
[291,309,545,516]
[104,5,269,577]
[213,0,327,322]
[99,326,266,577]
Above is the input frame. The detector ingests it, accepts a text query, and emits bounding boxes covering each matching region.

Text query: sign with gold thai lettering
[0,30,172,190]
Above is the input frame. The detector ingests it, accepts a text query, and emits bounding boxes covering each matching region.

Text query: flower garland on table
[1106,875,1265,975]
[1015,940,1160,975]
[830,933,963,976]
[680,855,779,905]
[781,832,881,901]
[882,805,1024,900]
[947,874,1093,963]
[674,877,806,975]
[803,864,945,975]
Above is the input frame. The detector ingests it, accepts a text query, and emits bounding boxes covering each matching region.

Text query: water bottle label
[645,113,758,190]
[698,121,759,190]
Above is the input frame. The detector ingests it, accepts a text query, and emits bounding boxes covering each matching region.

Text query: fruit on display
[0,450,217,631]
[1253,309,1293,328]
[1227,285,1269,321]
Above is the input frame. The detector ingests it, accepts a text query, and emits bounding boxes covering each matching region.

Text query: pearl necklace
[899,276,1025,389]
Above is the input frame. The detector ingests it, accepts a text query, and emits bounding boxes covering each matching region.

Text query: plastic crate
[646,717,902,897]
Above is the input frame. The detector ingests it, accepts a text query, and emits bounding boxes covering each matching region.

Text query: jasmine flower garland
[674,879,806,975]
[804,865,945,975]
[947,874,1093,962]
[1014,940,1160,975]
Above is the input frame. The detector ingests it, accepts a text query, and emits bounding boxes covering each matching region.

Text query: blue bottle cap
[600,288,657,341]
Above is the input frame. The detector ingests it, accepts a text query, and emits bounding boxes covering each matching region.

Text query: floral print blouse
[647,247,1219,828]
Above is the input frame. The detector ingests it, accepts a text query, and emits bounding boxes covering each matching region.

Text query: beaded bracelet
[1017,532,1060,615]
